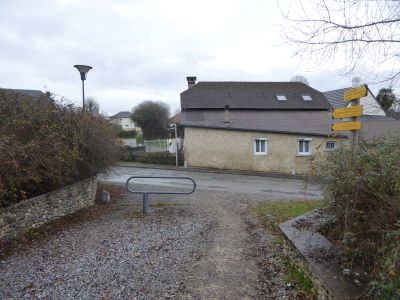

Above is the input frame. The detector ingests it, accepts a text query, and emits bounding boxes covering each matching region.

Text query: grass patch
[284,258,315,296]
[252,200,323,231]
[253,200,322,299]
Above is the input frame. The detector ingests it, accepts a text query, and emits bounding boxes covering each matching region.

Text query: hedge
[0,90,120,207]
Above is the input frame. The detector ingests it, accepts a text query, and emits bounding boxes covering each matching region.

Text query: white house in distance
[323,86,386,116]
[109,111,136,131]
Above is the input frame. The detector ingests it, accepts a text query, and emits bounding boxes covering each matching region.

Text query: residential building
[323,86,385,115]
[109,111,136,131]
[180,78,345,175]
[324,86,400,139]
[1,88,45,98]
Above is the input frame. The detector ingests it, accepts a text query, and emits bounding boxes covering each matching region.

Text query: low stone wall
[279,210,369,300]
[0,177,97,241]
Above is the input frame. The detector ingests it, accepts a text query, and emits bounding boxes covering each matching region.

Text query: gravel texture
[1,184,298,299]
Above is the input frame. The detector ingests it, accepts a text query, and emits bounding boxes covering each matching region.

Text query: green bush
[319,138,400,298]
[0,90,120,207]
[136,132,144,144]
[117,130,136,138]
[141,152,175,165]
[122,151,175,165]
[110,124,136,138]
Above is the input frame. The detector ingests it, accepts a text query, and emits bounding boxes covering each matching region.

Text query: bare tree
[85,97,100,115]
[290,75,310,85]
[280,0,400,84]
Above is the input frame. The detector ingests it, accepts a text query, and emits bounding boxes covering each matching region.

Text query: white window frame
[276,94,287,101]
[301,95,312,101]
[298,138,312,156]
[254,138,267,155]
[325,140,337,151]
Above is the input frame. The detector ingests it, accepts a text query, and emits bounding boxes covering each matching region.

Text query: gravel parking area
[1,182,299,299]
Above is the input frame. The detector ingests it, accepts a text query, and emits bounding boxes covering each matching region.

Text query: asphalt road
[102,166,322,200]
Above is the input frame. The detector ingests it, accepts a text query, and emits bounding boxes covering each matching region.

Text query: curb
[116,162,315,181]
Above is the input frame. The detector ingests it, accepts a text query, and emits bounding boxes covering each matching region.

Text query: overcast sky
[0,0,372,115]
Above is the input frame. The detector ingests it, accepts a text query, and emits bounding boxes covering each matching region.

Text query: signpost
[332,106,363,119]
[334,79,365,235]
[332,121,362,131]
[332,82,366,153]
[343,85,367,101]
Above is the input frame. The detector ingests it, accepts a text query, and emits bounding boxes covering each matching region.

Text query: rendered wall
[110,117,136,131]
[184,127,341,175]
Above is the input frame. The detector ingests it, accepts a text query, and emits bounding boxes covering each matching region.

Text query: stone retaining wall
[279,210,368,300]
[0,177,97,241]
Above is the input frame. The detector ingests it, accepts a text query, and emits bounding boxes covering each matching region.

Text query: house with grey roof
[324,86,400,139]
[109,111,136,131]
[180,77,344,175]
[323,86,385,115]
[1,88,45,98]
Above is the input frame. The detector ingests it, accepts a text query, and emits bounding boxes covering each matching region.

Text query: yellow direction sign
[332,105,363,119]
[332,121,362,131]
[344,85,367,101]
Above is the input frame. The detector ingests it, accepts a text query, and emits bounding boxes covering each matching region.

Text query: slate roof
[109,111,132,118]
[359,115,400,139]
[322,88,348,109]
[181,110,400,138]
[181,110,338,137]
[323,86,383,111]
[180,81,400,139]
[2,88,44,98]
[168,112,181,124]
[181,82,331,110]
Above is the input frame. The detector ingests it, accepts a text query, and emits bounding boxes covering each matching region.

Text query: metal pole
[350,77,361,155]
[175,124,178,167]
[351,98,360,155]
[143,192,149,215]
[82,79,85,111]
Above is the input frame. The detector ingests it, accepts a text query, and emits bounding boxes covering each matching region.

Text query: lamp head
[74,64,92,80]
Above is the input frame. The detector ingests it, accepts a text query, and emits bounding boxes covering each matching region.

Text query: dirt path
[178,191,258,299]
[173,189,295,299]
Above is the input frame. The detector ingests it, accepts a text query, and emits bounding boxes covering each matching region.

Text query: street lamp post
[73,65,92,110]
[169,124,179,167]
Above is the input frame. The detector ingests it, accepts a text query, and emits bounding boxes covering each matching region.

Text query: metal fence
[144,139,169,152]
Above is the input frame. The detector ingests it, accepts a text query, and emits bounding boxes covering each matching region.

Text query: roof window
[301,95,312,101]
[276,94,287,101]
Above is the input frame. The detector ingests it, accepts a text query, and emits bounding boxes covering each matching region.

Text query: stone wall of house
[0,177,97,241]
[184,127,344,175]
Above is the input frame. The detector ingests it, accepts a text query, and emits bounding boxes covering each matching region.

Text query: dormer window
[301,95,312,101]
[276,94,287,101]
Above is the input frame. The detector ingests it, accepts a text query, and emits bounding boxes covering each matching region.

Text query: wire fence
[144,139,169,152]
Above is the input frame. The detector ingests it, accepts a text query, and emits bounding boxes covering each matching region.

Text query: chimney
[224,105,230,125]
[186,76,197,88]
